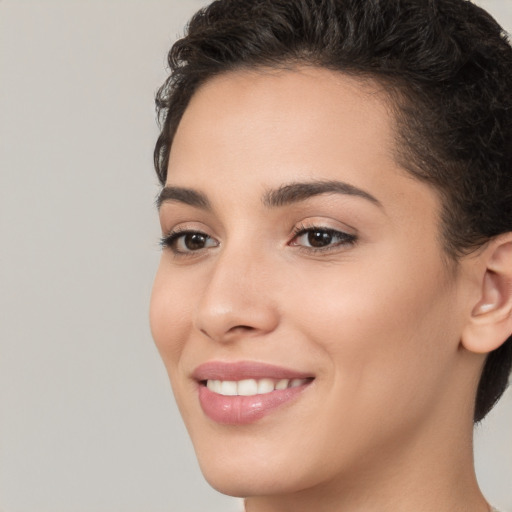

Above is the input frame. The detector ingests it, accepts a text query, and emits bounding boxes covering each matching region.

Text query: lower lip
[198,382,311,425]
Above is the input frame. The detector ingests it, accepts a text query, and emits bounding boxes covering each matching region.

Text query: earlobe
[461,235,512,354]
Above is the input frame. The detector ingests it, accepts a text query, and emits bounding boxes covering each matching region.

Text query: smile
[193,362,314,425]
[205,378,310,396]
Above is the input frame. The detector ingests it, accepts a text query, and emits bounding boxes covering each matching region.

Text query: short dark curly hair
[154,0,512,422]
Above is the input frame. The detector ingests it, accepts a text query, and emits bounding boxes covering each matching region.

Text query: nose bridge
[194,239,278,341]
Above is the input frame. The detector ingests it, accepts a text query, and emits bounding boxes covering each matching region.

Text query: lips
[193,361,314,425]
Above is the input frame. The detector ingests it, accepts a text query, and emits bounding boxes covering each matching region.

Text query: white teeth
[275,379,289,390]
[257,378,275,394]
[206,379,221,393]
[290,378,306,388]
[220,381,238,396]
[205,377,310,396]
[238,379,258,396]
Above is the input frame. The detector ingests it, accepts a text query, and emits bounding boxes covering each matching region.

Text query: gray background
[0,1,510,511]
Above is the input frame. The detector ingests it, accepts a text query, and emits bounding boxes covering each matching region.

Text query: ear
[461,234,512,354]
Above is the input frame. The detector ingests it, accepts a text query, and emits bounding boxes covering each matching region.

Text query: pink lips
[193,361,314,425]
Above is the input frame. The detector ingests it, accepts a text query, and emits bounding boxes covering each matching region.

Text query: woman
[150,1,512,511]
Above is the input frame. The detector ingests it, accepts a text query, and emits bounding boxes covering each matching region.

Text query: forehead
[165,66,436,224]
[168,66,397,182]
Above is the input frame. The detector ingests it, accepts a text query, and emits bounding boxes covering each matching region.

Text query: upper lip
[192,361,314,382]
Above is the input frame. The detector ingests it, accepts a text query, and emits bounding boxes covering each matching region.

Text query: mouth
[203,377,312,396]
[193,361,315,425]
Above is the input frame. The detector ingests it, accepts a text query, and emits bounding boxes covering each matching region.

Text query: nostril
[200,324,257,342]
[194,292,279,341]
[227,325,258,336]
[230,325,255,331]
[200,328,213,339]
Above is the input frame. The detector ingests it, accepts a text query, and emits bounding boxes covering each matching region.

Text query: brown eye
[183,233,208,251]
[291,227,357,251]
[307,230,334,248]
[161,230,219,254]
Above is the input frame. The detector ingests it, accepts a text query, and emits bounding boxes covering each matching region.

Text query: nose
[193,246,280,343]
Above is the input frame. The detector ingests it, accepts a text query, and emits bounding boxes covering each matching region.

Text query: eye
[161,229,219,255]
[290,226,357,251]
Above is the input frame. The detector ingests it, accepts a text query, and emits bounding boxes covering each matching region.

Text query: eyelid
[159,219,357,257]
[289,222,358,252]
[159,224,219,257]
[290,218,357,238]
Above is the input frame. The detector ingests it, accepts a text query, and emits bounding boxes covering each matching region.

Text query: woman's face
[150,68,475,497]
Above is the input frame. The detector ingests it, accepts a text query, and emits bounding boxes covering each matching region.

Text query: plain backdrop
[0,1,511,511]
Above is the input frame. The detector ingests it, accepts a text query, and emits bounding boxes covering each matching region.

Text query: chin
[199,460,305,498]
[192,433,334,500]
[193,443,279,496]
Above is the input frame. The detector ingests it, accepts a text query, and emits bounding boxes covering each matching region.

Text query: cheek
[149,261,193,371]
[286,248,458,418]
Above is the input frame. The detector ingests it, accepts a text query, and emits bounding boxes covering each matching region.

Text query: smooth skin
[150,67,512,512]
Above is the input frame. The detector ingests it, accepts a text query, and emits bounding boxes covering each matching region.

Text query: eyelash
[289,224,357,253]
[160,228,217,256]
[160,224,357,257]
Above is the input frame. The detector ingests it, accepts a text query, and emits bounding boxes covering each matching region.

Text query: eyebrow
[157,179,382,211]
[262,180,382,208]
[157,186,211,210]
